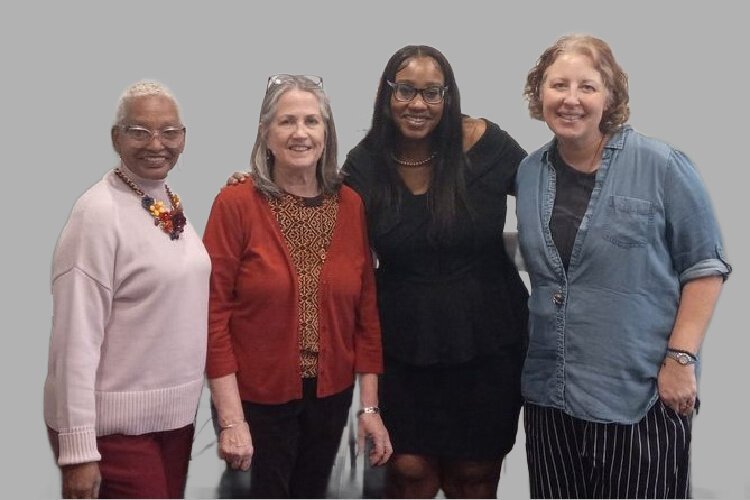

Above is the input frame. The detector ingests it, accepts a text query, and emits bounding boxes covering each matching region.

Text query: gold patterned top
[269,192,339,378]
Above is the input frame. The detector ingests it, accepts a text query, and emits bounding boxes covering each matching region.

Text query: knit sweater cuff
[57,427,101,466]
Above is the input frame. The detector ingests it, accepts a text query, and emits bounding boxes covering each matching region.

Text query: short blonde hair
[524,34,630,134]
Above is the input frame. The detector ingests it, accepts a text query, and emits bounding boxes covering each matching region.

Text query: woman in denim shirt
[515,34,731,499]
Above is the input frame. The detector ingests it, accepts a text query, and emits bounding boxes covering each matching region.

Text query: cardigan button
[552,291,564,305]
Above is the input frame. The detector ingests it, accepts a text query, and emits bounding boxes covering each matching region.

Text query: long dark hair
[363,45,466,238]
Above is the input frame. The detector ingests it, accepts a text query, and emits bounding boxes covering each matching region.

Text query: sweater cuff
[354,358,383,375]
[206,358,239,379]
[57,427,101,466]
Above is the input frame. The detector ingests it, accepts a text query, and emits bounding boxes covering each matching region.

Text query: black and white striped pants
[525,401,692,499]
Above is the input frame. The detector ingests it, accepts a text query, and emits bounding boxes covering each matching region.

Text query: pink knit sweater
[44,164,210,465]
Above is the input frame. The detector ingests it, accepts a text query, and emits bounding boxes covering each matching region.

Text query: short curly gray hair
[114,80,181,126]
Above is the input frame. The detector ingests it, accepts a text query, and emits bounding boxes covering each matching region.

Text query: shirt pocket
[601,195,654,249]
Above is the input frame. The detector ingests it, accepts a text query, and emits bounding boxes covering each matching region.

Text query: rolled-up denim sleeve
[664,149,732,284]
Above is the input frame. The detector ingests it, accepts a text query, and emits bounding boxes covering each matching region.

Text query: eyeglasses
[266,74,324,91]
[121,125,186,147]
[387,81,448,104]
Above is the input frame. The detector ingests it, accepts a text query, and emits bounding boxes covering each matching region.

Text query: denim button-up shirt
[516,125,731,424]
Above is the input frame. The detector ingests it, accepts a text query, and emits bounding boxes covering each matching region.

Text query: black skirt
[380,349,524,460]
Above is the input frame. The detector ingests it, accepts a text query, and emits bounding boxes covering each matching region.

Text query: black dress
[342,119,529,459]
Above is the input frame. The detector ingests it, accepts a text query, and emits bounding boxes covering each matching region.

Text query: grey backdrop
[2,1,746,498]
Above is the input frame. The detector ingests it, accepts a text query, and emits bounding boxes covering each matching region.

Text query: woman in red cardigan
[202,74,391,498]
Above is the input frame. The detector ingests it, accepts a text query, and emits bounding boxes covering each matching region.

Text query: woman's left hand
[357,413,392,466]
[657,359,697,416]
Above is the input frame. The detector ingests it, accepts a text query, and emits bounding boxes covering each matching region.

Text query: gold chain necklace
[392,151,438,167]
[114,168,187,240]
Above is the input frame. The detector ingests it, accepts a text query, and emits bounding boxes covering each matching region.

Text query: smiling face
[266,89,325,175]
[541,53,608,147]
[111,95,184,180]
[389,56,445,143]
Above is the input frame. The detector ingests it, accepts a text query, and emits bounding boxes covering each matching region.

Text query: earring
[266,149,274,163]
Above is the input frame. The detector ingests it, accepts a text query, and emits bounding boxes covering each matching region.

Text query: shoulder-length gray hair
[250,75,341,197]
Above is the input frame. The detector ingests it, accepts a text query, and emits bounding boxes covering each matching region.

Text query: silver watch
[665,350,696,365]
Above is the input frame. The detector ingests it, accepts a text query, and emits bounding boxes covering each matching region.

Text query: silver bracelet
[357,406,380,417]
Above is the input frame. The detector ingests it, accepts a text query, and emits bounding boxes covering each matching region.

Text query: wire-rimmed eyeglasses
[120,125,186,147]
[387,81,448,105]
[266,74,324,91]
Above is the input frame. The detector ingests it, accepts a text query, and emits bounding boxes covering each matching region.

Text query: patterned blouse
[269,192,339,378]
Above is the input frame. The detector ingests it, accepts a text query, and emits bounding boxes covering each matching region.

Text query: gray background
[1,1,746,498]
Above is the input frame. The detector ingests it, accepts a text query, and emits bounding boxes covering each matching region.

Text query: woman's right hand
[62,462,101,499]
[218,421,253,471]
[225,171,250,187]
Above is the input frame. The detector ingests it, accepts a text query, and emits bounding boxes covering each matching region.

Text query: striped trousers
[524,402,692,499]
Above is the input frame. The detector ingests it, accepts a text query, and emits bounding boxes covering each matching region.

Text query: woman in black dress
[342,45,529,499]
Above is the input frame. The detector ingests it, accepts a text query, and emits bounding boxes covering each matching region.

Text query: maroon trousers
[49,424,194,499]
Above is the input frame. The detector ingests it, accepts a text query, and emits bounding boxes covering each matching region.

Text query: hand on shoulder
[225,170,250,188]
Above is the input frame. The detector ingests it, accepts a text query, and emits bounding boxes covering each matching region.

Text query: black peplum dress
[342,119,529,459]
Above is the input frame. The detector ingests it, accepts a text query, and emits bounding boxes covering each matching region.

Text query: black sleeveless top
[342,120,529,365]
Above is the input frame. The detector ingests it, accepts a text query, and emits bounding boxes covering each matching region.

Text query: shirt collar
[541,124,632,162]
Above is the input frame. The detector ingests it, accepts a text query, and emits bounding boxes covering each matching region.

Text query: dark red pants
[50,424,194,499]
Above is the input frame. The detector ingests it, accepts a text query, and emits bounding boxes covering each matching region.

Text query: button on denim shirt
[516,125,731,424]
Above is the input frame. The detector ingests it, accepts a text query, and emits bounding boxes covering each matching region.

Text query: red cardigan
[203,180,382,404]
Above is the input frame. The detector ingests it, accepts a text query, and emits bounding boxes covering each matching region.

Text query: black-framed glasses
[266,74,324,91]
[121,125,185,147]
[387,81,448,104]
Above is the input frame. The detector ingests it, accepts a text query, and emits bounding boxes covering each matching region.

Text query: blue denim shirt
[516,125,731,424]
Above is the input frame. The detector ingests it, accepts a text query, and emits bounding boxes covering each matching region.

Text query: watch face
[668,351,694,365]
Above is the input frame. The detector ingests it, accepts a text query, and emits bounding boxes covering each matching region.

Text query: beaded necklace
[392,151,438,167]
[114,168,187,240]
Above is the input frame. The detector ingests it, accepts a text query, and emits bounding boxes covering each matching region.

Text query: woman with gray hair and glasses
[44,80,210,498]
[203,74,391,498]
